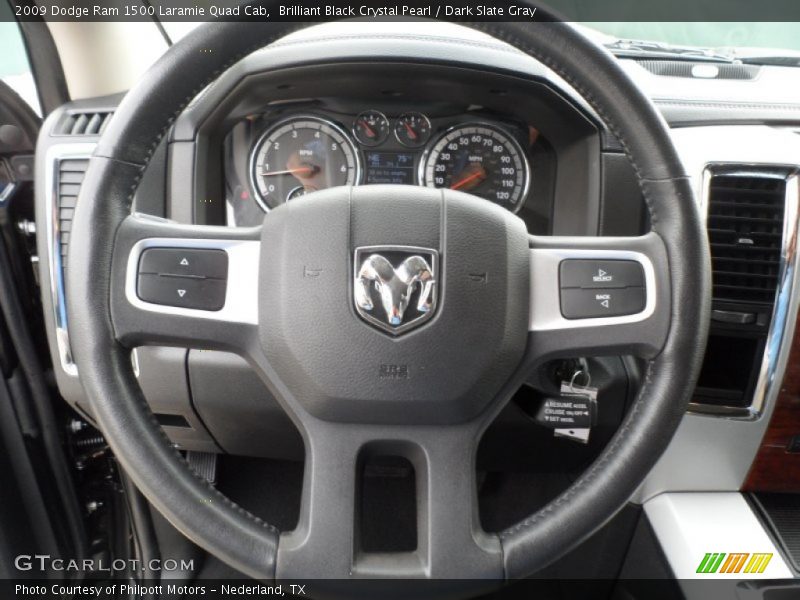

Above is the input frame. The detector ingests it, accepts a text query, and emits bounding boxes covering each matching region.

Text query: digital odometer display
[365,152,416,185]
[420,124,530,211]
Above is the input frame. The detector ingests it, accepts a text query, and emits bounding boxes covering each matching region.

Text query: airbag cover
[259,185,529,424]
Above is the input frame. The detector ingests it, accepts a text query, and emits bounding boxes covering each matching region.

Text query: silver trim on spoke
[125,237,260,325]
[528,248,657,331]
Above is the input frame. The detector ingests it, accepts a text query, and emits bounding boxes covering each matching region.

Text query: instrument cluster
[226,108,536,227]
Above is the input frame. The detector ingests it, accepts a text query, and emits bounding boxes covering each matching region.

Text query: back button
[560,287,645,319]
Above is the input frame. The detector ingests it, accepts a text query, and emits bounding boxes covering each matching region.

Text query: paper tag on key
[534,381,598,444]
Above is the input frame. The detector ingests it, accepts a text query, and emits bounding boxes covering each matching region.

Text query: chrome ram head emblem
[353,246,438,335]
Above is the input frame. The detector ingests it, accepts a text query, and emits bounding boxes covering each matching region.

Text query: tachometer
[420,124,530,211]
[250,116,360,210]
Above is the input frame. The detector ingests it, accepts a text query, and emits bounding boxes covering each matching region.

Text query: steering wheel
[67,12,710,590]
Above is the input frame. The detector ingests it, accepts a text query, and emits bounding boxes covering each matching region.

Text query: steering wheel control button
[136,248,228,311]
[138,247,228,280]
[559,259,644,289]
[137,274,226,311]
[560,286,646,319]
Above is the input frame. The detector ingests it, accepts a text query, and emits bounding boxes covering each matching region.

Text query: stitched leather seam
[265,32,528,57]
[655,99,800,111]
[499,361,656,538]
[116,23,312,204]
[128,373,280,534]
[102,23,316,545]
[469,23,661,230]
[464,25,679,549]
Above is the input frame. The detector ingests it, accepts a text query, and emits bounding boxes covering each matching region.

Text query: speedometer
[250,116,360,211]
[419,124,530,212]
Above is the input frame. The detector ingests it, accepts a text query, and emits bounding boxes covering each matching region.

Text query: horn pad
[259,185,530,424]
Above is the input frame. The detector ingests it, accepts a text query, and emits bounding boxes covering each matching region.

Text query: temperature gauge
[394,112,431,148]
[353,110,390,146]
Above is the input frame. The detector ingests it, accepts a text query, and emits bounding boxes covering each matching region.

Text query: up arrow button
[138,248,229,279]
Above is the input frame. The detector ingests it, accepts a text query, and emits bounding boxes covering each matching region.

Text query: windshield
[583,22,800,55]
[0,3,38,113]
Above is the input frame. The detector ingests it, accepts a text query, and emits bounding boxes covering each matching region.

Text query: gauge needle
[261,165,319,177]
[450,170,487,191]
[403,122,418,140]
[360,122,376,138]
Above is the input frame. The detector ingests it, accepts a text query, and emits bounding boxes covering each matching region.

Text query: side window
[0,3,40,115]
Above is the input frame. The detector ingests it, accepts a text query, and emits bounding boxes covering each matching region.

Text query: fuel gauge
[353,110,390,146]
[394,112,432,148]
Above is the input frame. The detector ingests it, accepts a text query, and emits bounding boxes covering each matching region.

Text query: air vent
[56,158,89,274]
[706,171,787,304]
[639,60,760,80]
[57,111,113,136]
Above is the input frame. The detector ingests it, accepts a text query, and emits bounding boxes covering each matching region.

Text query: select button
[560,259,644,289]
[561,287,646,319]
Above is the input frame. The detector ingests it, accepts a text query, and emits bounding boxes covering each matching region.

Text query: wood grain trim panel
[743,327,800,493]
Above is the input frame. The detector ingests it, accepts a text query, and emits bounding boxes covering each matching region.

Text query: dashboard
[225,102,547,228]
[225,106,536,227]
[175,53,602,237]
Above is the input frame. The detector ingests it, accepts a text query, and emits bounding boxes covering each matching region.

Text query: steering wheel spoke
[528,232,671,362]
[276,420,502,581]
[110,214,261,352]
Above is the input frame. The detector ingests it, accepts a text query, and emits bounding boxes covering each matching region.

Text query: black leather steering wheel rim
[67,10,710,587]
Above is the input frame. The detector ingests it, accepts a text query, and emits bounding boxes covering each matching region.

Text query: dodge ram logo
[353,246,438,335]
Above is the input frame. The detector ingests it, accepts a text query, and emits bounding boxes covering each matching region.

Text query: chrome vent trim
[689,164,800,418]
[45,144,95,376]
